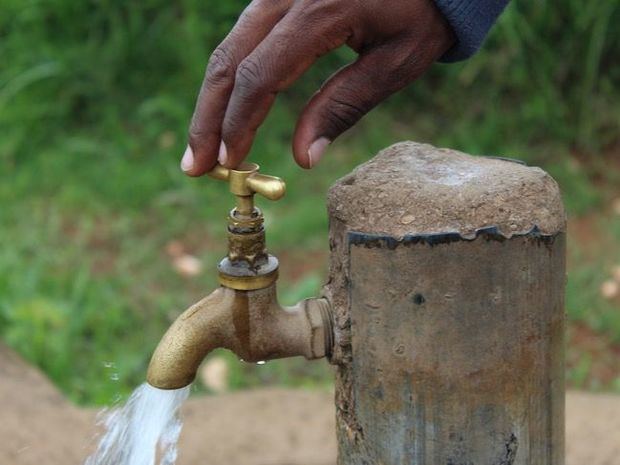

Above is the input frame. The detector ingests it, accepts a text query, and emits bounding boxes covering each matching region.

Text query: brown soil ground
[1,343,619,465]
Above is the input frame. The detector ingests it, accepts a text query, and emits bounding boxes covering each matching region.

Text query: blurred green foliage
[0,1,619,404]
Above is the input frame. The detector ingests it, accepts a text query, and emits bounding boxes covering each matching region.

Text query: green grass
[0,0,619,404]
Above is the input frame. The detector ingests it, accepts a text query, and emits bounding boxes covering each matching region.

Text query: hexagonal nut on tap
[305,298,334,359]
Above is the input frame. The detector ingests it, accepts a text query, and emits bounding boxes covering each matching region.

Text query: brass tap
[147,163,333,390]
[209,162,285,291]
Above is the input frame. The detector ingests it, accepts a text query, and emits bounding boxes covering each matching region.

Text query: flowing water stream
[85,383,191,465]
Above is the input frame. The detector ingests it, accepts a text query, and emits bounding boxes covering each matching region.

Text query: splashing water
[85,383,190,465]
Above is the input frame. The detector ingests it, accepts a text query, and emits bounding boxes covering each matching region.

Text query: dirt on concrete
[327,142,566,241]
[1,343,618,465]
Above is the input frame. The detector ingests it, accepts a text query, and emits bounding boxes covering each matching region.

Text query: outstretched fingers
[218,1,353,168]
[292,35,446,169]
[182,0,293,176]
[183,0,454,172]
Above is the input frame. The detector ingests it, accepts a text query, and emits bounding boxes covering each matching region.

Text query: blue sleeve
[433,0,510,62]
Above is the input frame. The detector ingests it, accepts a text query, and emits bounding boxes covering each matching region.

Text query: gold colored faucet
[147,163,333,390]
[208,162,285,291]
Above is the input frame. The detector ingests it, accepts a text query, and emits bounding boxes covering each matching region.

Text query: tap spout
[147,284,332,390]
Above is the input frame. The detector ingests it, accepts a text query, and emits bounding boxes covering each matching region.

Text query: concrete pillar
[325,142,566,465]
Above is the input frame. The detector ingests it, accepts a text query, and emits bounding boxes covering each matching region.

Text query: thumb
[292,39,435,169]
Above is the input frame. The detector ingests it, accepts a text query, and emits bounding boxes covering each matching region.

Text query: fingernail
[307,137,331,168]
[218,141,228,166]
[180,145,194,172]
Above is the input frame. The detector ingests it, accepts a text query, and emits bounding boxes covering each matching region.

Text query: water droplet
[103,361,115,368]
[256,360,266,366]
[110,373,119,381]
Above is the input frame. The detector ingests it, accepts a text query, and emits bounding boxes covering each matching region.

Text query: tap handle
[207,162,286,201]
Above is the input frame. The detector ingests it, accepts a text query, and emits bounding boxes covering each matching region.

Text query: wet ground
[1,343,618,465]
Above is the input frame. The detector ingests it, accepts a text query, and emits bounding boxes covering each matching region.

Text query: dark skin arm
[180,0,455,174]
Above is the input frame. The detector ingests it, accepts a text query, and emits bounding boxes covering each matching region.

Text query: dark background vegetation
[1,1,619,405]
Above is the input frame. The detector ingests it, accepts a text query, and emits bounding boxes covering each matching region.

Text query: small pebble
[173,254,203,277]
[199,357,229,393]
[600,280,619,300]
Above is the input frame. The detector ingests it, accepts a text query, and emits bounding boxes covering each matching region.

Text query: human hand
[180,0,455,174]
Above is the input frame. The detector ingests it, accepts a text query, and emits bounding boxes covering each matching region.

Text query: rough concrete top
[328,141,566,239]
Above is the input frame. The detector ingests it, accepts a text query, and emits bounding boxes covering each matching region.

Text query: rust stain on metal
[231,291,251,356]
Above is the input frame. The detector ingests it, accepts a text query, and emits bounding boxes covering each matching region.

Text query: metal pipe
[326,142,566,465]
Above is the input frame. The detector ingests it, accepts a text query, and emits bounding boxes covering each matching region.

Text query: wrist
[433,0,510,62]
